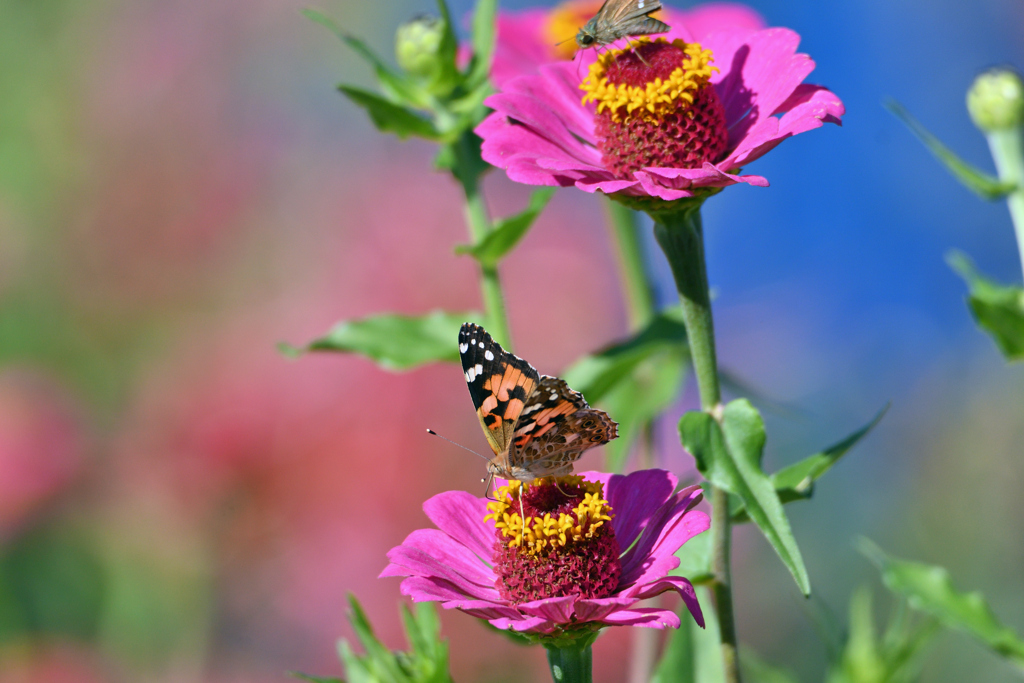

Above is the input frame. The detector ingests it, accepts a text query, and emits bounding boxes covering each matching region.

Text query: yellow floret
[483,476,615,555]
[580,39,718,123]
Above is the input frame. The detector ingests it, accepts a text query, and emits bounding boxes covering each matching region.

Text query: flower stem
[452,131,514,350]
[545,640,593,683]
[653,202,742,683]
[604,198,656,328]
[985,126,1024,282]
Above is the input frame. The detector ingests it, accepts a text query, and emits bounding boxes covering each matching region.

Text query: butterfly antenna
[425,429,490,462]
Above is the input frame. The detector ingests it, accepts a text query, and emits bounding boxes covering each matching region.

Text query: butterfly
[459,322,618,488]
[575,0,670,51]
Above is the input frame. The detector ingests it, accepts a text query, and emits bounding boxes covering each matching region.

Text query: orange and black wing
[459,323,539,457]
[507,375,618,479]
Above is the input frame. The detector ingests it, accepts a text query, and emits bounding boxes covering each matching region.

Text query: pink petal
[399,575,498,604]
[620,487,709,586]
[672,3,766,42]
[600,607,682,629]
[382,529,498,598]
[598,469,678,549]
[423,490,495,562]
[572,596,637,622]
[517,595,578,623]
[622,576,704,628]
[489,615,555,633]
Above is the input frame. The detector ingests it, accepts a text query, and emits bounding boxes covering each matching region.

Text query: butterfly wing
[459,323,539,458]
[507,375,618,480]
[593,0,665,38]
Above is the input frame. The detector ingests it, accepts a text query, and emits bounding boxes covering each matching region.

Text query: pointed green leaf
[860,539,1024,669]
[433,0,461,92]
[885,100,1016,199]
[740,650,800,683]
[344,596,407,682]
[771,403,889,502]
[290,674,344,683]
[948,251,1024,360]
[679,400,811,595]
[302,9,419,105]
[729,404,889,524]
[651,587,724,683]
[564,307,688,403]
[455,188,556,266]
[282,310,477,370]
[465,0,497,90]
[339,86,441,140]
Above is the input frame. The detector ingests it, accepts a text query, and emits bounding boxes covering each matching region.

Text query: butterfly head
[575,24,597,48]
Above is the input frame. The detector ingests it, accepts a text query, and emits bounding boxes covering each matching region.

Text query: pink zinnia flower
[381,469,709,635]
[490,1,766,87]
[479,5,844,203]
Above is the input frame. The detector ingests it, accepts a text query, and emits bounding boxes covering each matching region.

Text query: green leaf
[302,9,419,105]
[826,587,938,683]
[564,307,687,403]
[728,404,889,524]
[455,188,556,265]
[860,539,1024,669]
[740,650,800,683]
[335,597,452,683]
[771,403,889,502]
[433,0,461,93]
[651,587,724,683]
[339,86,441,140]
[679,400,811,595]
[564,308,689,471]
[885,100,1017,200]
[464,0,497,90]
[948,251,1024,360]
[290,674,344,683]
[282,310,476,370]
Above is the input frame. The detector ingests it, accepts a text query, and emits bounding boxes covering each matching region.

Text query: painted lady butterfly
[459,322,618,483]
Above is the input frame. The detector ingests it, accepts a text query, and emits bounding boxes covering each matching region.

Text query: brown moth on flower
[575,0,670,52]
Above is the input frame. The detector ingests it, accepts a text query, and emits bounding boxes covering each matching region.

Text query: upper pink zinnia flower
[479,4,844,203]
[381,469,709,635]
[490,1,767,87]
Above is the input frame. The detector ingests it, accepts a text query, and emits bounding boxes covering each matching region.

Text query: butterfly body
[575,0,670,50]
[459,323,617,483]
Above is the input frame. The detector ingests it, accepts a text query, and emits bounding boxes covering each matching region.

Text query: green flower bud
[395,15,445,80]
[967,68,1024,133]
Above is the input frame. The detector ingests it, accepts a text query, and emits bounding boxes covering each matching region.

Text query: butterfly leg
[624,37,651,66]
[482,472,496,501]
[518,484,529,540]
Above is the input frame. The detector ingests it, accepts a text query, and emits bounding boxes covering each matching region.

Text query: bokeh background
[1,0,1023,681]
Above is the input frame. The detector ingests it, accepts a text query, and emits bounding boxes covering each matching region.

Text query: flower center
[484,476,622,605]
[580,38,729,178]
[543,0,606,60]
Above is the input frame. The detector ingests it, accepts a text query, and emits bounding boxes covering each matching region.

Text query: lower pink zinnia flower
[381,469,709,635]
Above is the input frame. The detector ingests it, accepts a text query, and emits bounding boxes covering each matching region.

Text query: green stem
[545,641,593,683]
[452,132,514,349]
[604,198,656,328]
[652,202,741,683]
[985,126,1024,282]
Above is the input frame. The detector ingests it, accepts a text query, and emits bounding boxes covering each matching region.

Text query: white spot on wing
[466,368,476,381]
[470,338,476,345]
[459,343,469,353]
[474,364,483,376]
[550,393,558,401]
[478,341,485,349]
[484,350,494,361]
[522,403,542,415]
